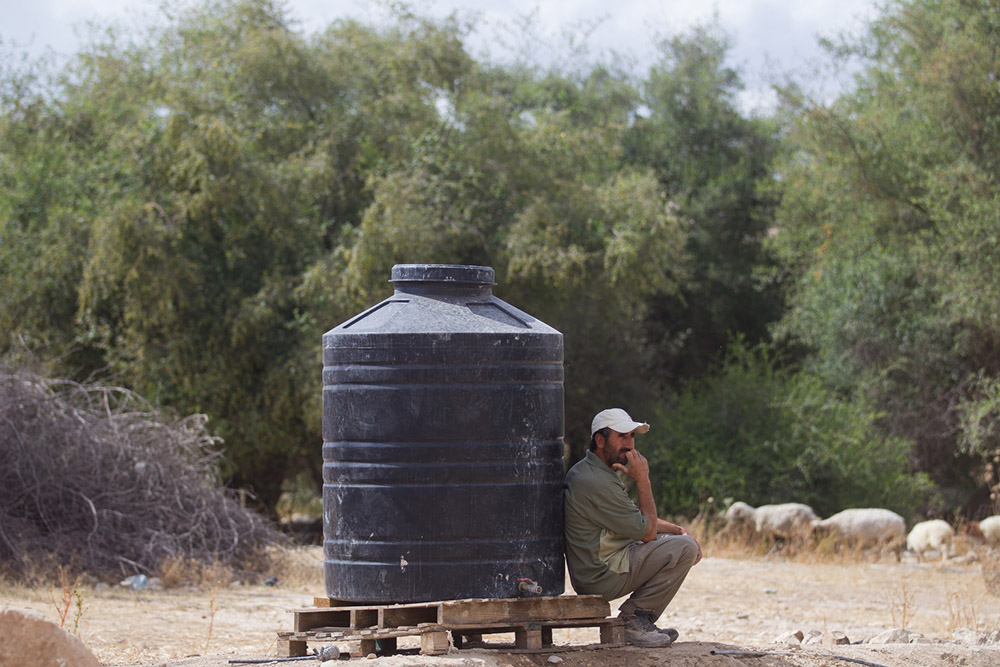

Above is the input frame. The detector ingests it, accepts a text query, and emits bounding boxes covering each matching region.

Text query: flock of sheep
[721,501,1000,560]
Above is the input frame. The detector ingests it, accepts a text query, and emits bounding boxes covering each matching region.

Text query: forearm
[656,518,687,535]
[635,478,658,542]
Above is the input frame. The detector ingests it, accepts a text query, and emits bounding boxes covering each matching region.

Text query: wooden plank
[358,639,377,656]
[381,606,439,628]
[314,597,362,607]
[514,628,543,650]
[350,609,378,629]
[276,638,307,658]
[600,618,625,646]
[294,609,351,632]
[438,595,609,625]
[420,631,450,656]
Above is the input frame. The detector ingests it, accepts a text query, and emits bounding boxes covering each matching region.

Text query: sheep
[724,501,756,528]
[969,515,1000,547]
[906,519,954,561]
[753,503,819,541]
[721,501,817,546]
[811,508,907,555]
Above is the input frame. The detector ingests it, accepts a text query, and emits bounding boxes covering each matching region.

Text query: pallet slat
[279,594,620,658]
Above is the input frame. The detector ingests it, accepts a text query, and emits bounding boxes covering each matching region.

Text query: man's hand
[612,448,650,483]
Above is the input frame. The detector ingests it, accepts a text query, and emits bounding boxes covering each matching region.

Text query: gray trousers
[615,534,698,620]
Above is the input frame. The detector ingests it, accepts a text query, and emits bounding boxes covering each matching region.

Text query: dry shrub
[157,554,205,588]
[982,550,1000,596]
[0,364,286,583]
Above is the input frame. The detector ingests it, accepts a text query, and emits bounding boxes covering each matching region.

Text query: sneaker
[621,613,676,648]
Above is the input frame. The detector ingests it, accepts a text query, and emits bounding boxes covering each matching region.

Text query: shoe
[658,626,680,642]
[621,613,676,648]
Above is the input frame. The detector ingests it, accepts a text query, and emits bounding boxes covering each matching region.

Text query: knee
[676,535,698,566]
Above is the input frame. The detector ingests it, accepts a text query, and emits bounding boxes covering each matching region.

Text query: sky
[3,0,881,112]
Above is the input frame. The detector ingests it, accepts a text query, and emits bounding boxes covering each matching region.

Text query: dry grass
[884,578,916,629]
[982,550,1000,596]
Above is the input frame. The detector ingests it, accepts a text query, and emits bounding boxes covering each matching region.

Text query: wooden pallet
[277,594,624,657]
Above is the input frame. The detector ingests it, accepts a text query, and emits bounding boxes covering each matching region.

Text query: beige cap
[591,408,650,435]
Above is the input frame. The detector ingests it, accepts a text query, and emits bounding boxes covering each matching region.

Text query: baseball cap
[591,408,650,435]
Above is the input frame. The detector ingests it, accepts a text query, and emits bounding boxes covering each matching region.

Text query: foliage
[7,0,994,519]
[1,0,477,508]
[646,341,934,519]
[770,0,1000,510]
[625,23,784,386]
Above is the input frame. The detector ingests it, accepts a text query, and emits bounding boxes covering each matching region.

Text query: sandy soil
[4,547,1000,667]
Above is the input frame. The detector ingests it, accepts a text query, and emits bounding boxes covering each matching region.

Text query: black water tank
[321,264,565,603]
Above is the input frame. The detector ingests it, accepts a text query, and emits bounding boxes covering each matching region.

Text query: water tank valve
[517,578,542,596]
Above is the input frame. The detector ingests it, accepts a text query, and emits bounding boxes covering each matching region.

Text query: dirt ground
[4,546,1000,667]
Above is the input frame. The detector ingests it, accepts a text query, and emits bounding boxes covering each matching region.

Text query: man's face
[596,429,636,468]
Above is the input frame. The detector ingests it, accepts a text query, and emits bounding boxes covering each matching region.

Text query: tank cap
[390,264,495,286]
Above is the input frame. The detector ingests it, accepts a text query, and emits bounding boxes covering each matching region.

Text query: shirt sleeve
[573,470,650,541]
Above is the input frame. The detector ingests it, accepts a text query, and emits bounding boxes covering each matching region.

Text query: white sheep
[811,508,907,554]
[906,519,954,561]
[722,501,817,543]
[724,501,756,527]
[976,515,1000,546]
[753,503,819,541]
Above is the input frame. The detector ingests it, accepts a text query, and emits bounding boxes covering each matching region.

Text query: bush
[0,364,285,582]
[645,342,935,519]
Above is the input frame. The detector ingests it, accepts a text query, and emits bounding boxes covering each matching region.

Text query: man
[563,408,702,648]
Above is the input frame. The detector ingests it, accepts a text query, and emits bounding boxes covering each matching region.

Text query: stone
[802,630,823,646]
[775,630,804,645]
[951,627,984,645]
[0,608,101,667]
[826,630,851,645]
[867,628,913,644]
[547,656,564,664]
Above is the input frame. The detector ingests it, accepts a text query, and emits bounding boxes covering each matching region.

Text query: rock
[867,628,915,644]
[763,588,777,594]
[547,656,564,664]
[952,551,980,564]
[736,612,750,620]
[0,608,101,667]
[802,630,823,645]
[827,630,851,645]
[984,628,1000,645]
[952,627,984,645]
[120,573,148,590]
[775,630,804,645]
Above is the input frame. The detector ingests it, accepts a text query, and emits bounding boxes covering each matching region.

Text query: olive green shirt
[563,450,650,600]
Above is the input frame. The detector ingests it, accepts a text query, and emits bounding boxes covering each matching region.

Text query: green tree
[625,24,783,387]
[0,0,476,509]
[647,342,933,519]
[771,0,1000,511]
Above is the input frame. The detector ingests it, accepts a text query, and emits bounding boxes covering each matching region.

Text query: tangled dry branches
[0,364,285,582]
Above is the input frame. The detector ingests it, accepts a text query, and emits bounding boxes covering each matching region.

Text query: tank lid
[390,264,495,286]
